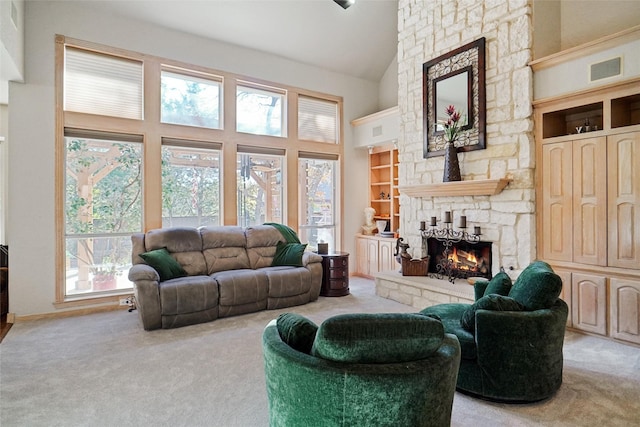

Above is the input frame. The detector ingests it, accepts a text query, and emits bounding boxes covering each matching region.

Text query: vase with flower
[442,105,462,182]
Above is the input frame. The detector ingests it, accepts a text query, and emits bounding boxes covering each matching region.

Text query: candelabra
[419,211,481,283]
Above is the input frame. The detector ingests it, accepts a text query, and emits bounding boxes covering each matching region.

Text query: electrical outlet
[119,298,131,306]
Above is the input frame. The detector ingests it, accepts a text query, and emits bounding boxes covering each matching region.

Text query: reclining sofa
[128,225,323,330]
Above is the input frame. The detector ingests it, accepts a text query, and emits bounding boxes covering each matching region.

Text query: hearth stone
[374,271,474,310]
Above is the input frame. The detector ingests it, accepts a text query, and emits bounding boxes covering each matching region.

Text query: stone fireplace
[394,1,537,279]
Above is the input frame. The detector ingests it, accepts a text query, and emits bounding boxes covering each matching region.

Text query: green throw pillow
[460,294,524,332]
[483,271,513,297]
[272,241,307,267]
[276,313,318,354]
[139,247,187,282]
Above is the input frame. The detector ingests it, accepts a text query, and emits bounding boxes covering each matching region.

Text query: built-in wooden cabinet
[609,278,640,345]
[354,234,395,278]
[571,273,607,336]
[535,78,640,346]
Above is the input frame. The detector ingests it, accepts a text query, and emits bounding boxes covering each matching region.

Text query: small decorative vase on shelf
[441,104,463,182]
[443,141,461,182]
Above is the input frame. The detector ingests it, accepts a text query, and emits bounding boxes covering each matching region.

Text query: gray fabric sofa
[128,225,323,330]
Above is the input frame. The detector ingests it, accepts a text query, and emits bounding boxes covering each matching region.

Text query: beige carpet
[1,277,639,426]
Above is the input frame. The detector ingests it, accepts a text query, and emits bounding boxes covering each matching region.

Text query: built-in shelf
[399,178,511,198]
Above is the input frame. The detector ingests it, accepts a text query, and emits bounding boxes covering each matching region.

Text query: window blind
[64,47,143,120]
[298,96,338,143]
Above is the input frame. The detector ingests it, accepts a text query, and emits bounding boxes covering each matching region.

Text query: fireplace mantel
[399,178,511,197]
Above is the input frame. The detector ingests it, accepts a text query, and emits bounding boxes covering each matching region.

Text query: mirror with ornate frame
[423,37,486,158]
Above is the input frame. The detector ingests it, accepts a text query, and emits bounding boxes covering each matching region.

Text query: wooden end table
[317,251,350,297]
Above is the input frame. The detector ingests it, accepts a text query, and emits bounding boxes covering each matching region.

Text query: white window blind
[64,47,143,120]
[298,96,338,143]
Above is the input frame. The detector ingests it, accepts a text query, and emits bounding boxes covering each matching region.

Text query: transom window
[64,47,143,120]
[161,70,222,129]
[236,84,286,137]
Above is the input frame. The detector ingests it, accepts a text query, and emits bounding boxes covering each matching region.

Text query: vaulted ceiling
[88,0,399,82]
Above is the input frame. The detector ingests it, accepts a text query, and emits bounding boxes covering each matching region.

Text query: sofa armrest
[474,299,568,375]
[128,263,160,282]
[302,251,322,267]
[128,264,162,330]
[473,280,489,301]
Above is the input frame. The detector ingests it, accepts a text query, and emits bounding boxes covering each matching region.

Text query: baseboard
[14,304,130,323]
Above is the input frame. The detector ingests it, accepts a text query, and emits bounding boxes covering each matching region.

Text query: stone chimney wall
[397,0,536,274]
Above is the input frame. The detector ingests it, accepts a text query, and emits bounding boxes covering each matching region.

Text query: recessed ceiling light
[334,0,355,10]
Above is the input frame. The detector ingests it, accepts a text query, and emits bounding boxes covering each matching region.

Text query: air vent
[590,57,622,82]
[372,125,383,137]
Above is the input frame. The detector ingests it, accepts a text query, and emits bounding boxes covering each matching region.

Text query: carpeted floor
[1,277,639,426]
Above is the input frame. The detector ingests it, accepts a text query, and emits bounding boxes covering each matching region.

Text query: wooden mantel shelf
[399,178,512,197]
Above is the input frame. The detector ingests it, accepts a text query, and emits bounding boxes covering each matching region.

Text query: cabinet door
[572,273,607,335]
[366,239,380,275]
[542,142,573,261]
[609,278,640,345]
[355,237,369,276]
[608,132,640,269]
[572,137,607,265]
[378,240,395,273]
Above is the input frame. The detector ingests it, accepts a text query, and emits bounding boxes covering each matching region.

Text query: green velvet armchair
[262,312,461,427]
[421,261,568,402]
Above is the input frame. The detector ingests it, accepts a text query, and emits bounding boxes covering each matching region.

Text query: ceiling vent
[589,57,622,83]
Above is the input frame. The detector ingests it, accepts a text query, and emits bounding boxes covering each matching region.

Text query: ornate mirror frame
[423,37,486,158]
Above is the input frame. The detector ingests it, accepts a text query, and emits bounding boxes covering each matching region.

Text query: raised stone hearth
[374,271,474,310]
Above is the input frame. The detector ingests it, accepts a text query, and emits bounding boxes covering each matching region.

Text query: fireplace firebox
[424,237,492,282]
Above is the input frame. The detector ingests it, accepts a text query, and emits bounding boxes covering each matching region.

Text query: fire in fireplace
[425,237,492,281]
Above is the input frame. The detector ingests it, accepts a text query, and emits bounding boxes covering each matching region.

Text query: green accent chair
[263,312,461,427]
[421,261,568,402]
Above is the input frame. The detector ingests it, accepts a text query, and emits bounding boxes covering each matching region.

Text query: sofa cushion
[144,227,207,275]
[460,294,524,332]
[213,269,269,307]
[201,226,251,273]
[139,247,187,282]
[483,271,512,297]
[245,225,286,269]
[421,303,477,360]
[276,313,318,354]
[272,242,307,267]
[508,261,562,311]
[159,275,218,315]
[311,313,444,364]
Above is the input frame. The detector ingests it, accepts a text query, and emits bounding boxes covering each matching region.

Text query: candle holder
[420,212,481,283]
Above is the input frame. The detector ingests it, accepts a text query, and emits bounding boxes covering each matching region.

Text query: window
[236,84,286,137]
[298,155,339,251]
[64,133,142,296]
[161,70,222,129]
[237,150,284,227]
[64,47,143,120]
[162,143,222,228]
[57,37,343,303]
[298,96,339,143]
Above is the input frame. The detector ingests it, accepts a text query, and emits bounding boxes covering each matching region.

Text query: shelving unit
[534,77,640,346]
[368,145,399,233]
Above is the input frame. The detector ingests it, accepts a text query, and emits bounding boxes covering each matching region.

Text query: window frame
[55,35,344,307]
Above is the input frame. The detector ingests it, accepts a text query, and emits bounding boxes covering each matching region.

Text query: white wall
[0,0,24,104]
[8,0,377,316]
[0,104,7,244]
[379,54,399,109]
